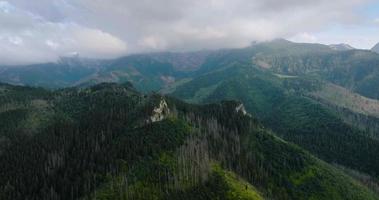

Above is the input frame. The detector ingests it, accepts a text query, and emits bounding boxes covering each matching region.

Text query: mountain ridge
[1,40,379,199]
[0,82,378,199]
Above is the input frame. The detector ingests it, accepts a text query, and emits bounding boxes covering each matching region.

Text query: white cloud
[138,36,167,50]
[0,0,375,65]
[63,0,370,52]
[0,1,127,65]
[45,39,59,49]
[8,36,23,45]
[290,32,318,43]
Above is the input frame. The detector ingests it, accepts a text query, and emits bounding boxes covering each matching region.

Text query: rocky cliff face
[149,98,170,123]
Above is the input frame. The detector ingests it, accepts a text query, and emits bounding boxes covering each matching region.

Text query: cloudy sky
[0,0,379,65]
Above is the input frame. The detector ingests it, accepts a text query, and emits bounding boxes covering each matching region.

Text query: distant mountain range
[0,51,212,92]
[0,57,106,88]
[1,39,379,199]
[0,39,377,94]
[1,39,379,100]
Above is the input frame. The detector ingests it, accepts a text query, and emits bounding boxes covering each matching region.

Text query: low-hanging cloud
[0,0,375,65]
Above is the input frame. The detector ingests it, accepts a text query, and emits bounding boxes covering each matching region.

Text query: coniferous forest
[0,82,378,200]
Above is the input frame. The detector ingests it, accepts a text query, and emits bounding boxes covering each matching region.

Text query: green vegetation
[1,39,379,199]
[310,83,379,118]
[171,61,379,184]
[0,83,378,199]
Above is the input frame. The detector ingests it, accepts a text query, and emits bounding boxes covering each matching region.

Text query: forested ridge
[171,59,379,194]
[0,82,378,200]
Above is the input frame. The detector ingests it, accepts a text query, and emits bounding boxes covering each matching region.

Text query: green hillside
[1,39,379,199]
[0,83,377,199]
[1,39,379,100]
[171,64,379,184]
[250,41,379,100]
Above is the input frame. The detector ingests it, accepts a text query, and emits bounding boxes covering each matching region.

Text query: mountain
[163,40,379,189]
[80,53,193,92]
[1,40,378,98]
[329,43,355,51]
[251,40,379,100]
[170,60,379,177]
[0,57,107,88]
[373,43,379,53]
[0,51,211,92]
[1,40,379,198]
[0,82,378,200]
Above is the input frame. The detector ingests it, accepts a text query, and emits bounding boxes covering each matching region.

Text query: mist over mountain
[329,43,355,51]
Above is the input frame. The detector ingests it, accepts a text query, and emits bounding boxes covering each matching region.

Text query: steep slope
[251,41,379,99]
[310,83,379,118]
[171,65,379,183]
[0,83,377,200]
[308,82,379,137]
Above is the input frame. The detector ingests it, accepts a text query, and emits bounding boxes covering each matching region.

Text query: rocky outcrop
[235,103,248,116]
[149,98,170,123]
